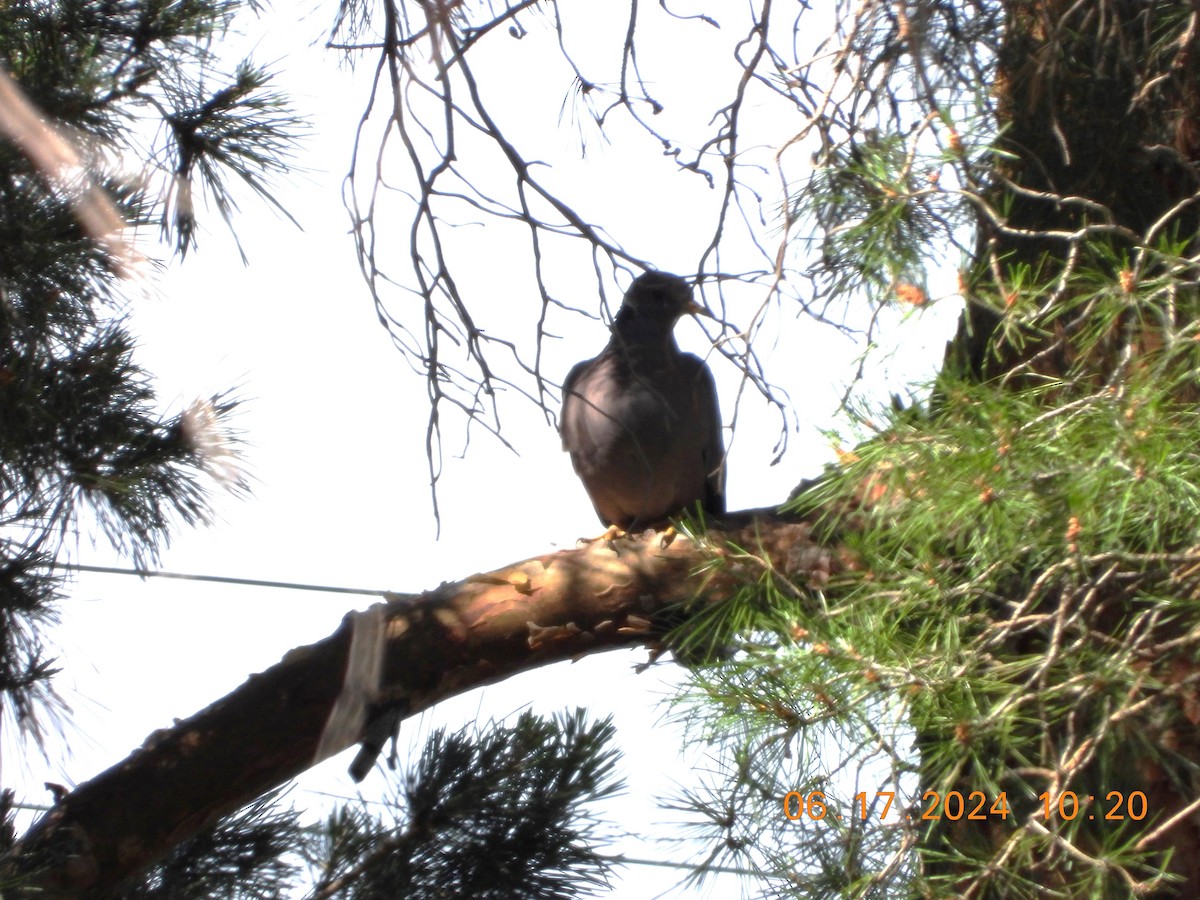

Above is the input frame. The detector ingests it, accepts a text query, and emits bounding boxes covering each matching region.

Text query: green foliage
[0,542,64,731]
[0,0,302,256]
[664,243,1200,895]
[164,58,302,259]
[663,581,919,897]
[0,2,309,892]
[0,0,299,735]
[117,792,303,900]
[803,358,1199,889]
[797,129,955,303]
[305,710,622,899]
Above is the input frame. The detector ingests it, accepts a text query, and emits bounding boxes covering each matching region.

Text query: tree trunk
[951,0,1200,383]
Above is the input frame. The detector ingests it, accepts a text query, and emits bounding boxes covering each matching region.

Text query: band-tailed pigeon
[561,272,725,530]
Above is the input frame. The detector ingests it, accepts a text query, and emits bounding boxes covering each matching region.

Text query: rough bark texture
[8,515,827,896]
[950,0,1200,384]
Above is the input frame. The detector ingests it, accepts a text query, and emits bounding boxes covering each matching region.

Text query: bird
[560,271,725,531]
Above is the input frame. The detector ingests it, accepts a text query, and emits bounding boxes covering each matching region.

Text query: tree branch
[8,515,826,896]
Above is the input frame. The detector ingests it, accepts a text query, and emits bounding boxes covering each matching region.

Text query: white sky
[8,2,965,896]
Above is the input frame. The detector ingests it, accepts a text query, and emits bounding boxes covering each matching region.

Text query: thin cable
[602,854,771,878]
[57,563,389,597]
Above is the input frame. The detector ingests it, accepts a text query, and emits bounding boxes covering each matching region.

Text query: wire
[56,563,389,597]
[602,854,771,878]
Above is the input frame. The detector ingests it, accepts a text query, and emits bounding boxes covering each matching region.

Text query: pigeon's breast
[561,350,709,527]
[564,353,680,466]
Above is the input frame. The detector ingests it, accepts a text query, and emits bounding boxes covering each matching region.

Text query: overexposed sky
[10,3,964,895]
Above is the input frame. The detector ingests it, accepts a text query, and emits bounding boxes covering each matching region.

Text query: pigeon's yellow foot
[658,525,678,549]
[578,523,626,546]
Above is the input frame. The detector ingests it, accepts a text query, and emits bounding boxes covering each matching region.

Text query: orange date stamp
[783,790,1149,822]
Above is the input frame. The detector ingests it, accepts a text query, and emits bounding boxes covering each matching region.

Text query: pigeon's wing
[560,352,626,527]
[560,358,590,453]
[683,353,726,517]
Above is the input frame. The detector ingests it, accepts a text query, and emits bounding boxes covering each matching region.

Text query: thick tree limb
[9,515,826,896]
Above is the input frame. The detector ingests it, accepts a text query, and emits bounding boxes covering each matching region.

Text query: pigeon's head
[614,272,702,338]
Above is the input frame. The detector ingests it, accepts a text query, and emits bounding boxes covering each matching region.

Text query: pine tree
[8,1,1200,898]
[0,0,305,891]
[0,0,300,739]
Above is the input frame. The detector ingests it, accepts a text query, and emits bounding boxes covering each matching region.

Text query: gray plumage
[561,272,725,529]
